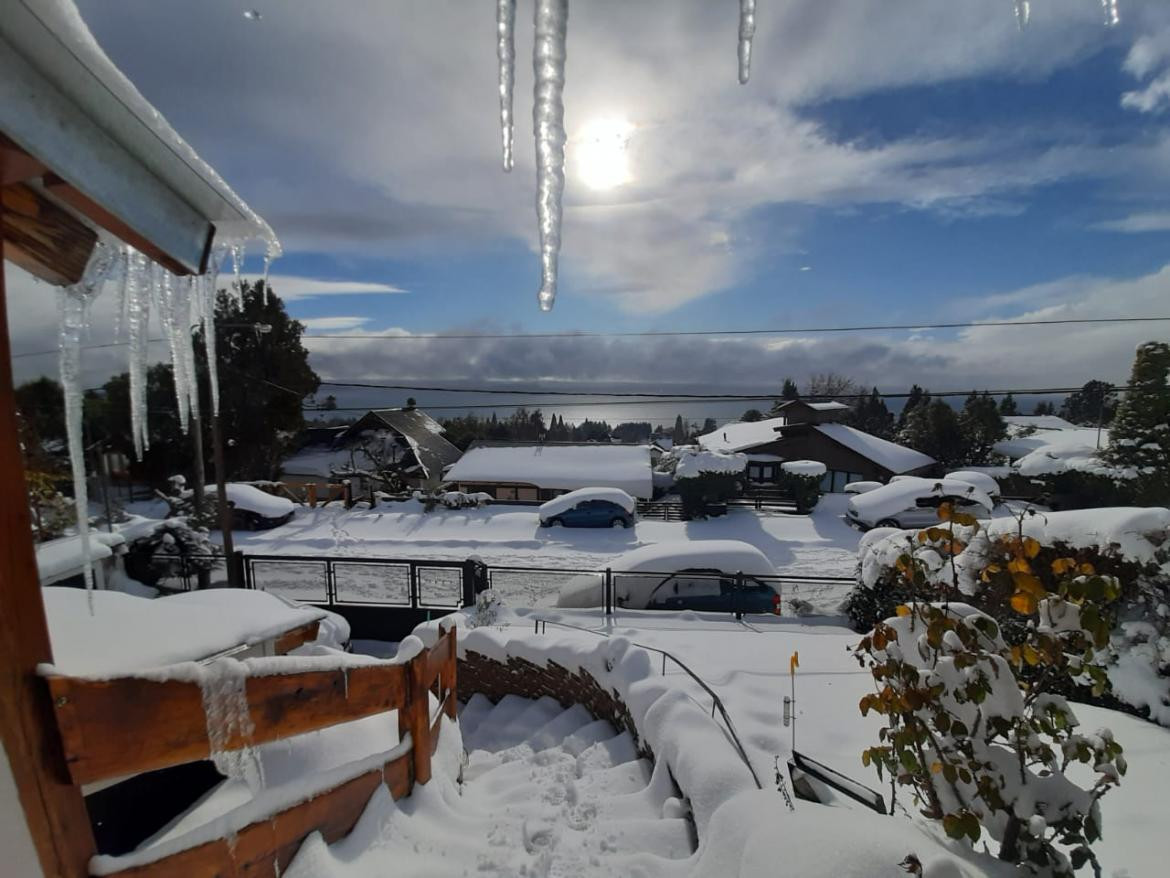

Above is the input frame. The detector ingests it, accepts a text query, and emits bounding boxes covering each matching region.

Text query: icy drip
[57,244,115,607]
[497,0,517,171]
[157,271,194,432]
[194,269,222,416]
[1014,0,1030,30]
[1102,0,1120,27]
[200,661,265,792]
[229,242,246,306]
[123,248,153,459]
[532,0,568,312]
[260,238,277,304]
[737,0,756,84]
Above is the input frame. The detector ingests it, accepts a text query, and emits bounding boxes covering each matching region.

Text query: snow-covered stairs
[455,693,695,875]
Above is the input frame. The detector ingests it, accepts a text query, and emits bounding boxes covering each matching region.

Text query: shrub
[777,470,823,513]
[124,520,219,587]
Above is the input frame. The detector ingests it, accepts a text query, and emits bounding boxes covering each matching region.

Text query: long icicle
[1102,0,1120,27]
[533,0,568,312]
[738,0,756,84]
[1014,0,1030,30]
[58,243,115,609]
[497,0,517,171]
[124,247,152,459]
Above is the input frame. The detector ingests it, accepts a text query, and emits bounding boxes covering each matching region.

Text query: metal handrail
[531,616,765,790]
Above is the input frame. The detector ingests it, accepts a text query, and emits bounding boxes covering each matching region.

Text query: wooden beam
[1,183,96,286]
[101,753,413,878]
[0,136,46,186]
[271,620,321,656]
[0,193,96,875]
[46,663,407,787]
[41,175,196,277]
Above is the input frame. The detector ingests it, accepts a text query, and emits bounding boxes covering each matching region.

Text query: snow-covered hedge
[778,460,825,513]
[847,507,1170,725]
[674,448,747,478]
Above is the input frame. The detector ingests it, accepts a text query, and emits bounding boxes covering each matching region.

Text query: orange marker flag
[789,651,799,676]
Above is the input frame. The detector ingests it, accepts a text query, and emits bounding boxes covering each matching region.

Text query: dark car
[641,568,780,613]
[541,498,635,529]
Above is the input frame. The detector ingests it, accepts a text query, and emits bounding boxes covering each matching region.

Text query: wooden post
[397,653,431,786]
[342,480,353,510]
[307,483,317,509]
[0,240,95,872]
[443,631,458,720]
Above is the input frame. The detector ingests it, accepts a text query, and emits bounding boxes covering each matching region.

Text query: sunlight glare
[575,118,633,191]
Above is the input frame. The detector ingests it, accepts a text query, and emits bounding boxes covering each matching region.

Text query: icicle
[58,243,115,609]
[200,660,265,793]
[738,0,756,85]
[229,242,245,306]
[157,271,201,433]
[532,0,568,312]
[1014,0,1030,30]
[197,251,223,416]
[124,247,152,460]
[497,0,517,171]
[1102,0,1120,27]
[260,238,277,305]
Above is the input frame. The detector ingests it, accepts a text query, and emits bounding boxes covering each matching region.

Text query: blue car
[643,569,779,613]
[540,495,635,529]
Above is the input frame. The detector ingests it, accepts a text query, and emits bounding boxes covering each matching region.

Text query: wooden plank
[104,752,414,878]
[0,136,46,186]
[271,620,321,655]
[398,652,431,786]
[1,182,97,285]
[424,636,448,688]
[40,175,201,277]
[46,663,407,787]
[0,212,96,875]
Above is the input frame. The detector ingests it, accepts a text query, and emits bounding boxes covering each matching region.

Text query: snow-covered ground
[229,495,866,612]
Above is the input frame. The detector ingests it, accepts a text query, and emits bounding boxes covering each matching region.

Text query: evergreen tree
[700,417,718,435]
[781,378,800,401]
[958,391,1007,465]
[1033,401,1056,416]
[850,387,894,439]
[896,384,930,432]
[899,399,964,467]
[672,414,687,444]
[998,393,1018,416]
[741,408,764,422]
[1104,342,1170,499]
[1060,380,1117,427]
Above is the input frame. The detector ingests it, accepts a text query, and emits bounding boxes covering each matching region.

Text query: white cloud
[260,275,407,301]
[299,316,372,331]
[1093,211,1170,232]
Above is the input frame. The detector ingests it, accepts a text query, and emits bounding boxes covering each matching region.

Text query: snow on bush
[674,447,747,478]
[849,507,1170,725]
[124,519,219,587]
[854,509,1128,874]
[778,461,825,513]
[780,460,826,478]
[469,588,505,627]
[537,487,635,521]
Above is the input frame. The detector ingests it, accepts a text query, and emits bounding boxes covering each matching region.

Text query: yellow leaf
[1012,572,1047,597]
[931,762,943,774]
[1051,557,1076,575]
[917,530,929,543]
[895,605,912,617]
[951,512,978,527]
[1008,558,1031,574]
[1023,537,1041,559]
[1078,562,1096,576]
[938,502,953,521]
[1011,591,1038,615]
[985,563,1002,574]
[1022,644,1042,666]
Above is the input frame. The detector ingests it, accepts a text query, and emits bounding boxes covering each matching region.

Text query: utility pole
[212,405,236,585]
[189,408,211,589]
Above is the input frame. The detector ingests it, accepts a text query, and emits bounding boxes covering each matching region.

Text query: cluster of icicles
[1015,1,1121,30]
[495,0,757,313]
[58,238,269,609]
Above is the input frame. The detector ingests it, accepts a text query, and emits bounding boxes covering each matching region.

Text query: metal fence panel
[333,561,411,605]
[249,558,329,603]
[485,567,602,609]
[415,565,463,608]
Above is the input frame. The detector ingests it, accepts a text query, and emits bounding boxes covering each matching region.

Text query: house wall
[456,482,561,503]
[746,431,895,485]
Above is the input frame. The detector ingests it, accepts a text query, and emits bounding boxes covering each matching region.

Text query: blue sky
[8,0,1170,417]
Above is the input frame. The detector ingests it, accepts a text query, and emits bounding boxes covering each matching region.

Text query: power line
[10,314,1170,358]
[300,315,1170,341]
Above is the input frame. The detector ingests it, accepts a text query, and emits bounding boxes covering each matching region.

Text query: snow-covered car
[211,483,296,530]
[843,480,883,495]
[944,470,1002,502]
[556,540,780,612]
[845,477,994,531]
[539,488,636,529]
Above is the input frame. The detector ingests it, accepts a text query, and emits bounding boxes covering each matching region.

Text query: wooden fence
[43,628,458,877]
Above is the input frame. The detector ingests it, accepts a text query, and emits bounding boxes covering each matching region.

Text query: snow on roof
[813,423,935,474]
[538,487,636,520]
[282,446,376,478]
[36,531,125,584]
[808,401,850,411]
[446,444,653,499]
[338,409,463,481]
[42,588,326,677]
[696,417,785,453]
[216,483,296,519]
[1004,415,1078,431]
[846,477,994,523]
[555,540,778,608]
[995,427,1107,462]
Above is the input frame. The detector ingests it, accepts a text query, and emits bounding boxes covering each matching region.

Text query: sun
[574,117,633,191]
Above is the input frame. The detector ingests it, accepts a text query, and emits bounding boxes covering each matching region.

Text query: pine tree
[850,387,894,439]
[896,384,930,432]
[1104,342,1170,498]
[672,414,687,443]
[899,399,964,467]
[741,408,764,422]
[998,393,1018,416]
[781,378,800,400]
[1033,401,1056,416]
[958,391,1007,465]
[1060,380,1117,427]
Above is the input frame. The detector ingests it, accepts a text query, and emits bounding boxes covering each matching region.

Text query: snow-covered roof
[846,477,994,524]
[36,531,125,584]
[446,443,653,499]
[0,0,277,271]
[283,446,377,479]
[338,409,463,481]
[42,587,326,677]
[807,401,850,411]
[696,417,785,453]
[995,426,1106,462]
[813,423,935,474]
[1003,415,1078,432]
[538,487,636,520]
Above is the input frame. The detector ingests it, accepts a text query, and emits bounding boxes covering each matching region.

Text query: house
[445,441,654,501]
[282,408,463,492]
[995,416,1107,462]
[697,400,936,492]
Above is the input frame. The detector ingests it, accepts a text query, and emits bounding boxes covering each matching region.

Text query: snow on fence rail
[41,628,457,876]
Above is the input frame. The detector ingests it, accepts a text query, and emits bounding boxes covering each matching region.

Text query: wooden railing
[43,628,458,877]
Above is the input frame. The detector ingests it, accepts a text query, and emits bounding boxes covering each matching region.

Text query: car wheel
[876,518,900,529]
[549,518,563,527]
[610,518,627,529]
